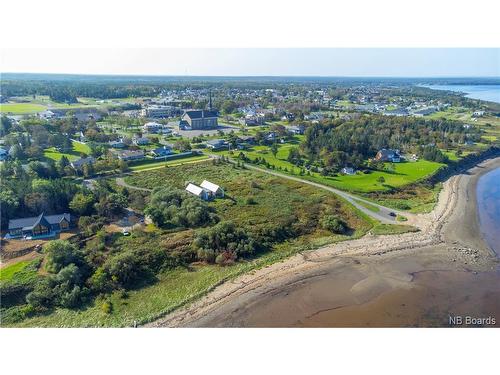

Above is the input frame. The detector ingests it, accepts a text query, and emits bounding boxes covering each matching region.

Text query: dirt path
[115,177,152,192]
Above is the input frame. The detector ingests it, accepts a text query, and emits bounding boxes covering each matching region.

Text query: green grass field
[219,141,444,193]
[0,259,41,285]
[0,103,47,114]
[43,141,91,162]
[129,155,209,172]
[0,261,33,282]
[308,160,445,193]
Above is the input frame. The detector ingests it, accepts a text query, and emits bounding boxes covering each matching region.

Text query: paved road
[241,163,404,224]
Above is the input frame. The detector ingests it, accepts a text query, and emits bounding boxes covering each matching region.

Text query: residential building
[150,145,173,158]
[115,150,145,161]
[108,139,126,148]
[133,136,150,145]
[38,110,56,120]
[341,167,356,175]
[7,212,71,239]
[71,157,95,170]
[375,149,401,163]
[200,180,225,198]
[206,139,227,150]
[181,110,218,130]
[185,183,210,200]
[287,124,306,135]
[143,121,163,134]
[239,115,265,126]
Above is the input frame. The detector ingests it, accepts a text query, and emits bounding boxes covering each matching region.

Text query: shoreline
[146,156,500,327]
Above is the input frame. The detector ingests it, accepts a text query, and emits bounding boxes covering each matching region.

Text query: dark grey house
[7,213,71,239]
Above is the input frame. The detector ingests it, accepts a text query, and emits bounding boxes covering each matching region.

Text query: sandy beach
[146,157,500,327]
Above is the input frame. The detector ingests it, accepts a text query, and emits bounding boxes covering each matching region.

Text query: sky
[1,48,499,77]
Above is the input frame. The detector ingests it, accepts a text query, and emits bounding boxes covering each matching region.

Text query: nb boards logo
[449,315,496,327]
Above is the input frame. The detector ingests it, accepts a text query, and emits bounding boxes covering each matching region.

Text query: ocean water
[421,84,500,104]
[477,167,500,256]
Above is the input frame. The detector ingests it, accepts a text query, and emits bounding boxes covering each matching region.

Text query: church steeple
[208,89,213,111]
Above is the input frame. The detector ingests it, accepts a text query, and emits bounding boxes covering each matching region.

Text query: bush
[320,215,347,234]
[44,240,84,274]
[193,221,257,263]
[144,187,218,228]
[245,197,256,205]
[26,264,88,309]
[101,300,113,314]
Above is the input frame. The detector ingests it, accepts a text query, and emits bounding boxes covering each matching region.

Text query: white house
[200,180,224,198]
[185,183,209,200]
[341,167,355,175]
[143,121,163,133]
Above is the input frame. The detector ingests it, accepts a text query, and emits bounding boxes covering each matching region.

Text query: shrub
[245,197,256,205]
[44,240,84,274]
[320,215,347,234]
[193,221,257,263]
[144,187,217,228]
[101,300,113,314]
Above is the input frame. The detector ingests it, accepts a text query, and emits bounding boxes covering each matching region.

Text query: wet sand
[147,157,500,328]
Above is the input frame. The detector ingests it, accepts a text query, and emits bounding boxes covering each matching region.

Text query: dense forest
[289,115,482,172]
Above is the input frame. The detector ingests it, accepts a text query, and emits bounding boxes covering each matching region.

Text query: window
[33,224,49,236]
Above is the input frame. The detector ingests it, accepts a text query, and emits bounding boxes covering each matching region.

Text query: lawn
[371,224,419,235]
[309,160,445,193]
[43,141,91,162]
[0,103,47,114]
[219,141,444,193]
[129,155,209,172]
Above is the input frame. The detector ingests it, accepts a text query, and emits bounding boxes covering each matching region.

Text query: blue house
[151,146,173,158]
[7,213,71,239]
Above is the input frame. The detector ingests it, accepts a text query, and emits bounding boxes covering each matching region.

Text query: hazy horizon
[1,49,498,77]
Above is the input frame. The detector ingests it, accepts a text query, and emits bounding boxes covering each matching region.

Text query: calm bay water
[477,167,500,256]
[421,84,500,103]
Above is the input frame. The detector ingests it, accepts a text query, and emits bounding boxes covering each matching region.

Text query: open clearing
[43,141,91,161]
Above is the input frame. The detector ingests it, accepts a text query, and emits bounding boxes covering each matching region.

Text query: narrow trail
[115,177,152,192]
